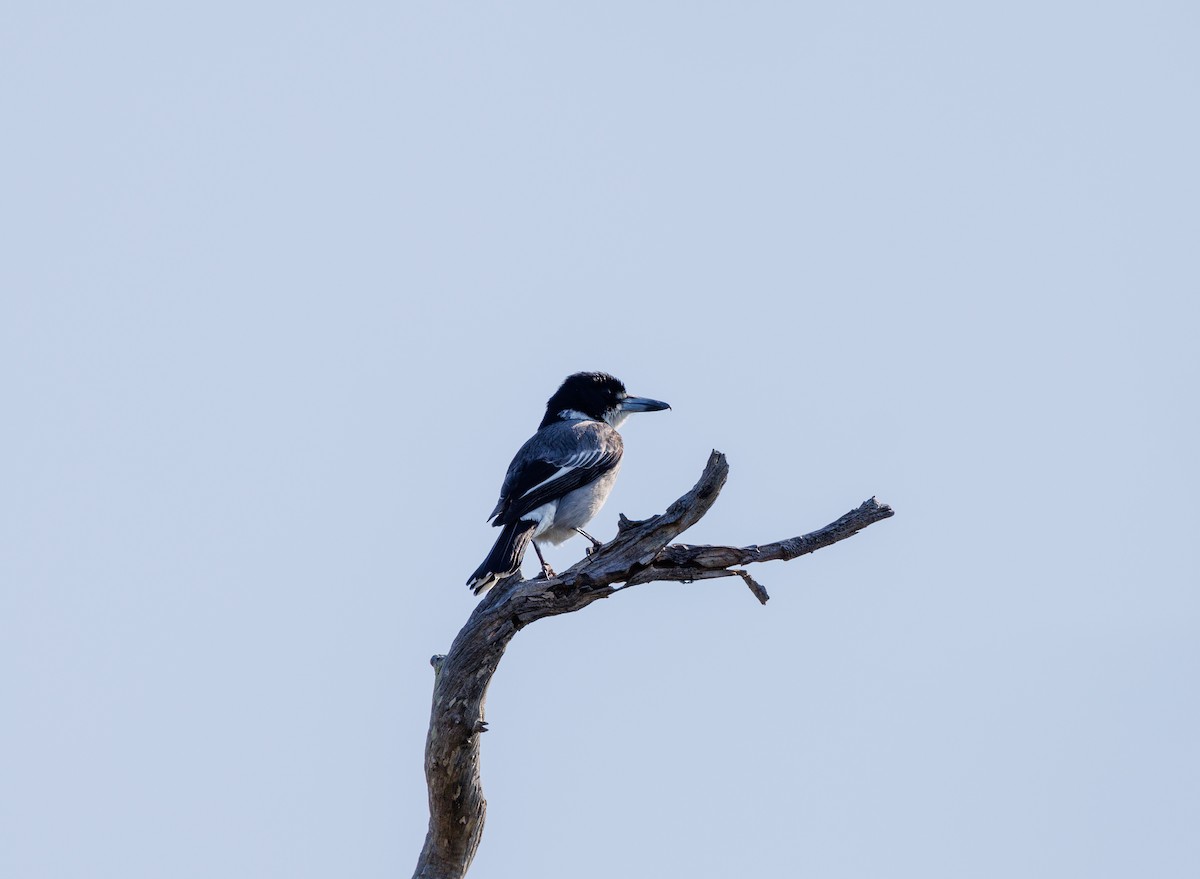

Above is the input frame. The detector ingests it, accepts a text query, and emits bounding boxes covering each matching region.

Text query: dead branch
[413,451,894,879]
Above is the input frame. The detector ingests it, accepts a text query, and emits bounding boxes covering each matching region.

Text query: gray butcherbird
[467,372,670,595]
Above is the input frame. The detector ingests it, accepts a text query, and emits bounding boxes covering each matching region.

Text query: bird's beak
[620,395,671,413]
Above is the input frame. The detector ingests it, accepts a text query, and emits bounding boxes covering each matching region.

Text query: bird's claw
[575,528,604,554]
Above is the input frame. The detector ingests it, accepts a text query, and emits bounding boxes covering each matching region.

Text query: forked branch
[413,451,893,879]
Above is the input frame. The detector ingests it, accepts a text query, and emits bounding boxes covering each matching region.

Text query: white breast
[535,463,621,545]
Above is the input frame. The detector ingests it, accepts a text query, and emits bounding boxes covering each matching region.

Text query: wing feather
[488,421,623,526]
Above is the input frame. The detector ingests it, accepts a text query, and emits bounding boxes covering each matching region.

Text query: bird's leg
[531,540,556,579]
[575,527,604,555]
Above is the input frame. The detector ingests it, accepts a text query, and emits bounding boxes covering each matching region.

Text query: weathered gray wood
[412,451,893,879]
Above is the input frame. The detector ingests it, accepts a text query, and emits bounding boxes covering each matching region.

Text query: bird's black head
[539,372,670,429]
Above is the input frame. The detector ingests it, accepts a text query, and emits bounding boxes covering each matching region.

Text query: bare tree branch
[413,451,894,879]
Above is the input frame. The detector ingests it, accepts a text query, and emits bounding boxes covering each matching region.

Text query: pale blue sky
[2,3,1197,877]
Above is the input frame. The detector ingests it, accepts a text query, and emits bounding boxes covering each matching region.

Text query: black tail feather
[467,520,536,595]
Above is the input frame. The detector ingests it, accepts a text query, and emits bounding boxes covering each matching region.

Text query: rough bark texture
[413,451,894,879]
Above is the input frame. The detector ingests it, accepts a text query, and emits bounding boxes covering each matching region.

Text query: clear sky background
[2,3,1197,877]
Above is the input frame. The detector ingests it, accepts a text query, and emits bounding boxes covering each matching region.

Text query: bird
[467,372,670,595]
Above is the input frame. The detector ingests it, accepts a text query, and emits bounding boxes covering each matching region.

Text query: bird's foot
[576,527,604,555]
[531,540,556,580]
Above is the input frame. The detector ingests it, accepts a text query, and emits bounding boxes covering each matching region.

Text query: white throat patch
[603,408,629,429]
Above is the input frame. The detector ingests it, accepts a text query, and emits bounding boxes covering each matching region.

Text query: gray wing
[489,420,623,526]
